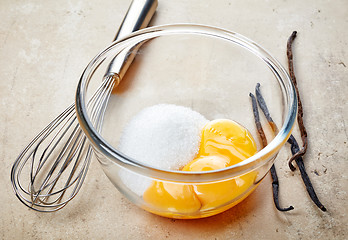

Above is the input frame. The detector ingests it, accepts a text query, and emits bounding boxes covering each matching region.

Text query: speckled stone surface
[1,0,347,239]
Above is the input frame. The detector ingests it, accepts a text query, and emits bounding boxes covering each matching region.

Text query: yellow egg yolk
[143,119,258,217]
[143,181,201,214]
[197,119,257,165]
[183,119,257,211]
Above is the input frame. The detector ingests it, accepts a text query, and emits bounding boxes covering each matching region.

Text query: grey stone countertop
[1,0,347,239]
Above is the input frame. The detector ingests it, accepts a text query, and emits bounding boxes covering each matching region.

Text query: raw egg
[197,119,257,165]
[143,119,258,216]
[183,119,257,210]
[143,181,201,215]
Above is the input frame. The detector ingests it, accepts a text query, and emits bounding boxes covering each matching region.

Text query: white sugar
[118,104,208,170]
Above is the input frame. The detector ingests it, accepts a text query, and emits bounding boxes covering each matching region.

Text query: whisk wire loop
[11,75,116,212]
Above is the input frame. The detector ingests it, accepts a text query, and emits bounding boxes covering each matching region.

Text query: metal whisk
[10,0,158,212]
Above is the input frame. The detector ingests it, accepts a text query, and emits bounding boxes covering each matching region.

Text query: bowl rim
[75,23,297,182]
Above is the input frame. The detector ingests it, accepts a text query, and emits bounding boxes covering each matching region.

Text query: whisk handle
[106,0,157,80]
[113,0,158,41]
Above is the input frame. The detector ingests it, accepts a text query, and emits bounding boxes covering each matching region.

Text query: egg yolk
[142,181,201,215]
[183,119,257,211]
[143,119,258,217]
[198,119,257,165]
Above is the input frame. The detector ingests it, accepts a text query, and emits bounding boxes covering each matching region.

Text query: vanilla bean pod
[255,82,326,212]
[250,93,294,211]
[287,31,326,211]
[287,31,308,171]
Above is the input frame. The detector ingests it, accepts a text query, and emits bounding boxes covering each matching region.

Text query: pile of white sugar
[118,104,208,170]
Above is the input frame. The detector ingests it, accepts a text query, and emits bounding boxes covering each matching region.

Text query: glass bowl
[75,24,297,219]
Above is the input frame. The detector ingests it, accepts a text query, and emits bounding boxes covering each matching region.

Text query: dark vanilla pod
[250,92,294,211]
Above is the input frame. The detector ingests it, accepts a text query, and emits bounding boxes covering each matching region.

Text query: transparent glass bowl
[75,24,297,219]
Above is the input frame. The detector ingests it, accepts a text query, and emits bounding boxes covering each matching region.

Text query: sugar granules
[118,104,208,170]
[118,104,208,196]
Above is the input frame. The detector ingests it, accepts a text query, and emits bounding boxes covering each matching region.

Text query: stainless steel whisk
[10,0,158,212]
